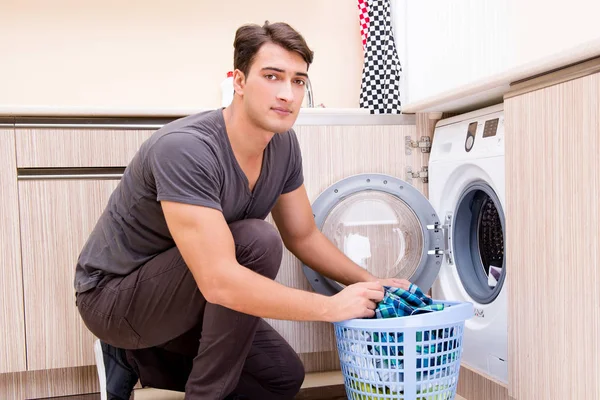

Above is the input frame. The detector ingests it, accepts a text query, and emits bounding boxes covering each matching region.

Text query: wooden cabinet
[13,125,155,370]
[15,127,154,168]
[19,179,120,370]
[505,69,600,399]
[0,126,27,373]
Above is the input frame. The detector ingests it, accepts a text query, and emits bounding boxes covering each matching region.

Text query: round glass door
[302,174,443,296]
[320,191,424,286]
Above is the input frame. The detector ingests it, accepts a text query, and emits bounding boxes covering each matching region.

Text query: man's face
[234,42,308,134]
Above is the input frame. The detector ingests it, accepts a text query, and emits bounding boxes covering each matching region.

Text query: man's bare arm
[161,201,383,322]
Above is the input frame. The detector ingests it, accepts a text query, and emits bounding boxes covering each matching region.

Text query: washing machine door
[302,173,444,296]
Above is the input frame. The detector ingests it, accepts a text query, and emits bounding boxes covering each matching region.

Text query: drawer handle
[17,167,124,180]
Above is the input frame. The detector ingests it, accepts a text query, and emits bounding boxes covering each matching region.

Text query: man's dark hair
[233,21,314,76]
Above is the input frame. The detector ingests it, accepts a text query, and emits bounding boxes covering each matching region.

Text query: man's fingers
[364,309,376,318]
[390,279,411,289]
[366,300,377,310]
[366,289,384,302]
[361,281,384,291]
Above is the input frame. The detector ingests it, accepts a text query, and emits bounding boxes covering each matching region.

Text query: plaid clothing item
[369,284,447,371]
[374,284,445,319]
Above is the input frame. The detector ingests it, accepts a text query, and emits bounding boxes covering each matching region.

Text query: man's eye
[265,74,277,80]
[295,80,306,86]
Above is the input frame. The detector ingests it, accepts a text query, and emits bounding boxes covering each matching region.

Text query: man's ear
[233,69,245,96]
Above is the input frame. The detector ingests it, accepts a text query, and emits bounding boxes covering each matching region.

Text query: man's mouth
[272,107,292,116]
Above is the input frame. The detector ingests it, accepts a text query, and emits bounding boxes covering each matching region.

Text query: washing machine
[428,104,507,384]
[301,103,507,384]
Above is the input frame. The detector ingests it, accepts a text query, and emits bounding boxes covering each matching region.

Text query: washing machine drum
[302,174,443,296]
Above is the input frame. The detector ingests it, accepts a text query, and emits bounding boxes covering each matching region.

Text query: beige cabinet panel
[0,365,99,399]
[0,127,27,373]
[456,364,508,400]
[15,128,153,168]
[506,73,600,399]
[19,179,119,370]
[266,123,428,355]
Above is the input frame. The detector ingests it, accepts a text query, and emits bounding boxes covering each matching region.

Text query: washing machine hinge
[405,135,431,155]
[426,213,454,265]
[405,166,429,184]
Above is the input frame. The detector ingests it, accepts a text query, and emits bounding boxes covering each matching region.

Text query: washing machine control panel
[429,106,505,162]
[462,114,504,157]
[483,118,499,138]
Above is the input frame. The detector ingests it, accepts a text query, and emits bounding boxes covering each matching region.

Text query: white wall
[0,0,365,110]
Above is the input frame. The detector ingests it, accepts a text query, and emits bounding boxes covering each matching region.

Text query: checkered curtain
[358,0,402,114]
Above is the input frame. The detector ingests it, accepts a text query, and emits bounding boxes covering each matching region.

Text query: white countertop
[401,37,600,114]
[0,106,369,118]
[0,106,416,126]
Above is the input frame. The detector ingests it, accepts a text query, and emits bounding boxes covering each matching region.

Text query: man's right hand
[323,281,385,322]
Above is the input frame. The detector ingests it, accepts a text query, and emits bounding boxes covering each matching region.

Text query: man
[75,21,410,400]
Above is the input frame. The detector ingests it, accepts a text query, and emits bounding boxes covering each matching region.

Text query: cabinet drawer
[16,125,158,168]
[19,179,120,370]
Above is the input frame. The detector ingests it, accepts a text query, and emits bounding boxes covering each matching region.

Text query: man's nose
[277,82,294,103]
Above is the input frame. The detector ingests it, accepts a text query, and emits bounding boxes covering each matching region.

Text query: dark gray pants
[76,219,305,399]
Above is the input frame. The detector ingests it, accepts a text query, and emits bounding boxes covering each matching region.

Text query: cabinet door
[19,179,119,370]
[15,127,154,168]
[506,72,600,399]
[0,127,27,373]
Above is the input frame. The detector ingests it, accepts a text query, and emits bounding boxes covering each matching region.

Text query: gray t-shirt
[74,109,304,293]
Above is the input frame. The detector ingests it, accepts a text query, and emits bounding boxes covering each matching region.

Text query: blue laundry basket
[333,301,473,400]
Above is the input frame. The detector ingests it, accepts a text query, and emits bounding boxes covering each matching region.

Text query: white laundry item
[369,334,404,393]
[339,330,388,391]
[488,265,502,287]
[343,233,372,268]
[374,361,404,393]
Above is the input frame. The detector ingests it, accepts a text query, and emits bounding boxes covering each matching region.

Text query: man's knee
[262,350,306,398]
[283,354,305,397]
[229,219,283,279]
